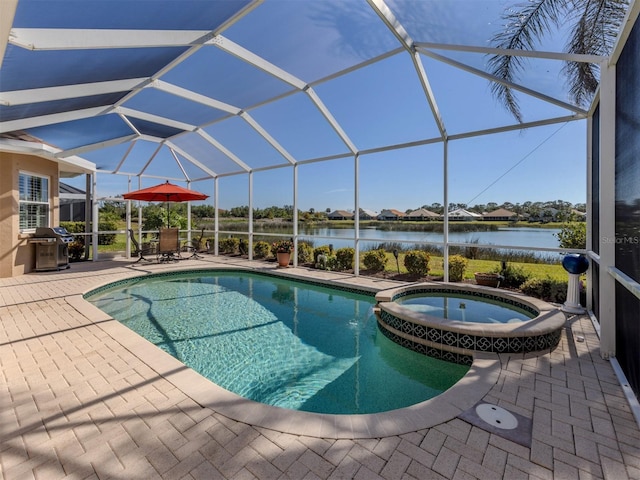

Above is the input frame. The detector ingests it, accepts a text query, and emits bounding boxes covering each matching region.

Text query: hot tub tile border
[378,309,562,361]
[378,326,474,366]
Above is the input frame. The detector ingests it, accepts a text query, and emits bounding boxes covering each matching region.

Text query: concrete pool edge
[67,291,503,440]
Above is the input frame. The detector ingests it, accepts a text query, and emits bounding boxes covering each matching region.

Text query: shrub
[555,222,586,249]
[314,245,332,263]
[334,247,355,271]
[254,241,271,259]
[297,242,314,264]
[61,220,117,245]
[219,237,239,254]
[363,249,388,272]
[93,211,118,245]
[238,238,248,255]
[68,241,85,261]
[142,206,186,231]
[520,277,568,303]
[96,217,118,245]
[448,254,468,282]
[494,263,531,289]
[60,221,118,246]
[404,250,430,276]
[60,221,85,236]
[326,255,339,271]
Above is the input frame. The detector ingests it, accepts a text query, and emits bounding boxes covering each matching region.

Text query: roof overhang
[0,138,96,176]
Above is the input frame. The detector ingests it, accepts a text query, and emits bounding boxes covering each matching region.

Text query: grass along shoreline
[376,252,565,281]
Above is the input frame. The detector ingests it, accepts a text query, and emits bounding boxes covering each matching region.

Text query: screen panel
[615,17,640,282]
[614,14,640,399]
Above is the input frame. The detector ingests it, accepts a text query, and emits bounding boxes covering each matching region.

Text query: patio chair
[128,229,155,264]
[181,227,206,259]
[158,228,180,262]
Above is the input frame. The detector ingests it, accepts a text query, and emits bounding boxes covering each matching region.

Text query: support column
[214,177,219,256]
[137,176,142,243]
[443,139,449,282]
[586,112,594,312]
[91,173,99,261]
[186,180,192,244]
[293,164,298,267]
[84,173,91,260]
[248,172,253,260]
[126,175,131,258]
[354,153,360,276]
[598,62,616,359]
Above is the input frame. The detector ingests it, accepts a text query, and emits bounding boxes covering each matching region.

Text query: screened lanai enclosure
[1,1,639,406]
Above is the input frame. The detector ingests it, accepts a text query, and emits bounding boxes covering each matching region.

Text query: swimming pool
[85,270,468,415]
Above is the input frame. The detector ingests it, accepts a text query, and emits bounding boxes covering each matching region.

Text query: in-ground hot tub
[375,283,566,365]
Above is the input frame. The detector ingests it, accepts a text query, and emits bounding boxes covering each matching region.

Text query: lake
[295,226,562,258]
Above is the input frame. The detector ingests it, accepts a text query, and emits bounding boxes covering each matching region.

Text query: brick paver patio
[1,256,638,479]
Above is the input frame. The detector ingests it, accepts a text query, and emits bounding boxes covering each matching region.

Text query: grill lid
[35,227,72,237]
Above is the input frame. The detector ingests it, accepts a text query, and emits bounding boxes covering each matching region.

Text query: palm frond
[563,0,630,107]
[488,0,569,121]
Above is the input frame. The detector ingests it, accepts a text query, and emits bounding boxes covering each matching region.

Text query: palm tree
[489,0,630,122]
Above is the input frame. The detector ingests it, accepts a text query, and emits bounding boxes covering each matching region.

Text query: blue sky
[56,0,588,213]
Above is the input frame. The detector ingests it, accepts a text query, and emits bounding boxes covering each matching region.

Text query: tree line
[99,199,586,225]
[418,200,585,216]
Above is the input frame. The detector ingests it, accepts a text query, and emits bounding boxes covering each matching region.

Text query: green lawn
[368,252,566,281]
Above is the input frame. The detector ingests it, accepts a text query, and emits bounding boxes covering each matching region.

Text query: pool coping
[74,267,504,439]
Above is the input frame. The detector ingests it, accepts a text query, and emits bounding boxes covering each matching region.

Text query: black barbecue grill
[29,227,74,271]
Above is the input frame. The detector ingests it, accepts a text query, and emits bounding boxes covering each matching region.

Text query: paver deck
[1,256,639,479]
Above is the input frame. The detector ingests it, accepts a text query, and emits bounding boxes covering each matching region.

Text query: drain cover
[460,401,532,447]
[475,403,518,430]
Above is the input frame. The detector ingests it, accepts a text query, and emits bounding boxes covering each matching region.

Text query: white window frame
[19,171,50,232]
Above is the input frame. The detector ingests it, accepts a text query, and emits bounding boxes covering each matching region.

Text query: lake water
[296,226,562,258]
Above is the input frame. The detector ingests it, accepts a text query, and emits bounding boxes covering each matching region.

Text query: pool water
[397,292,535,324]
[86,271,468,414]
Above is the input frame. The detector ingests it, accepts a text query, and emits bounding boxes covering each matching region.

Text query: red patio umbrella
[123,181,209,227]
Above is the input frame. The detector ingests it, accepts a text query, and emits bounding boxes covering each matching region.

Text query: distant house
[359,208,378,220]
[60,182,87,222]
[327,210,354,220]
[571,209,587,221]
[483,208,517,221]
[378,209,405,221]
[447,208,482,221]
[406,208,440,221]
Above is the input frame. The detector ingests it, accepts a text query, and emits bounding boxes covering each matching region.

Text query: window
[19,172,49,231]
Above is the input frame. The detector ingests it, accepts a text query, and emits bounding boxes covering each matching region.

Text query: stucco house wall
[0,152,60,278]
